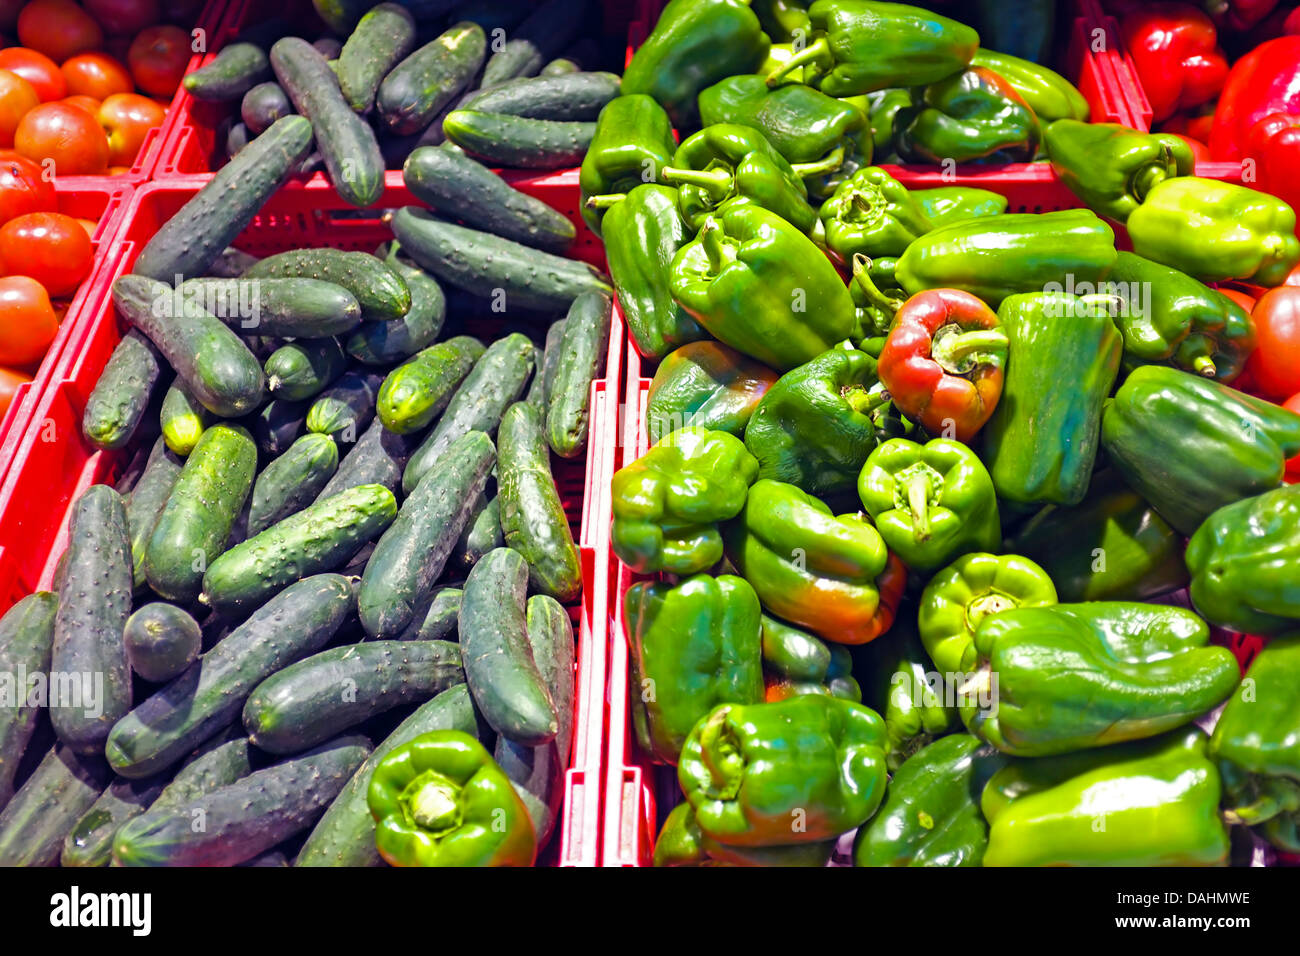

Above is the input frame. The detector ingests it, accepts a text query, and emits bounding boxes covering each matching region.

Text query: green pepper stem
[931,327,1009,374]
[766,37,831,87]
[842,384,890,415]
[907,473,932,543]
[408,777,460,831]
[697,706,744,801]
[1131,143,1176,204]
[660,165,733,200]
[851,253,904,316]
[1222,796,1282,827]
[790,146,846,179]
[584,193,627,210]
[1192,354,1217,377]
[699,218,730,273]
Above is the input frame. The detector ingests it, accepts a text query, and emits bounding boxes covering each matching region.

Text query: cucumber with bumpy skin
[315,417,416,501]
[123,603,202,683]
[181,277,363,338]
[244,248,410,322]
[461,71,620,120]
[123,438,182,591]
[377,21,486,135]
[376,335,484,434]
[150,734,252,810]
[159,378,211,456]
[454,492,502,572]
[546,290,612,458]
[265,337,348,402]
[345,248,446,366]
[399,586,463,642]
[0,746,112,866]
[0,592,57,810]
[83,329,163,450]
[338,3,417,114]
[61,775,167,867]
[306,369,384,444]
[183,43,272,101]
[249,432,340,535]
[442,110,595,169]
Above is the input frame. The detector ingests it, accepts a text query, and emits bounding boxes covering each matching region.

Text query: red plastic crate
[0,172,621,867]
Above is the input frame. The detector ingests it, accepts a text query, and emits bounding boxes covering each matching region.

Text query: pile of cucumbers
[183,0,622,204]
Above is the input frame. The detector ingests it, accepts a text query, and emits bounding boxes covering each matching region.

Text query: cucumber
[144,424,258,603]
[523,343,547,409]
[540,58,580,76]
[306,369,384,444]
[495,593,574,844]
[546,290,611,458]
[0,746,112,866]
[265,337,348,402]
[461,71,620,120]
[0,592,57,810]
[123,438,183,591]
[159,378,211,456]
[460,547,558,746]
[208,246,261,278]
[271,38,385,208]
[51,485,133,755]
[83,329,163,450]
[315,418,416,501]
[106,574,355,780]
[360,431,496,638]
[454,492,502,572]
[498,401,582,602]
[338,2,418,113]
[244,640,463,754]
[244,396,311,459]
[296,683,478,867]
[390,206,611,311]
[113,734,370,866]
[399,586,463,641]
[113,275,266,418]
[377,21,486,135]
[114,441,153,495]
[181,277,363,338]
[182,42,273,101]
[376,334,484,434]
[535,318,565,408]
[225,120,251,157]
[442,109,595,169]
[241,81,294,134]
[244,248,411,321]
[123,603,201,684]
[403,333,533,492]
[150,733,252,810]
[402,145,575,252]
[249,432,340,536]
[62,775,167,867]
[345,251,446,365]
[134,115,313,282]
[481,0,584,86]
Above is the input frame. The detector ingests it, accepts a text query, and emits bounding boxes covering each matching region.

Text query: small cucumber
[124,438,183,591]
[225,120,251,157]
[241,81,294,134]
[376,21,486,135]
[480,0,584,86]
[460,547,558,746]
[441,109,595,169]
[83,329,164,450]
[244,396,310,459]
[265,337,348,402]
[536,318,566,408]
[150,733,252,811]
[62,775,167,867]
[159,378,211,457]
[376,334,484,434]
[208,247,261,278]
[454,493,501,572]
[338,2,418,114]
[181,277,363,338]
[546,290,611,458]
[316,418,417,501]
[540,58,580,76]
[0,592,57,810]
[123,603,202,684]
[244,248,411,322]
[398,586,463,642]
[345,250,446,365]
[523,343,547,410]
[249,432,340,536]
[183,42,273,101]
[0,746,112,866]
[461,71,620,120]
[306,369,385,443]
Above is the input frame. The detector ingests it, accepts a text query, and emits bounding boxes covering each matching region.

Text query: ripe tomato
[0,365,30,419]
[126,24,189,98]
[0,152,56,222]
[0,211,94,297]
[97,91,163,166]
[0,275,59,366]
[0,68,39,148]
[14,101,109,174]
[1286,393,1300,481]
[61,51,131,100]
[83,0,161,37]
[1243,287,1300,401]
[17,0,104,64]
[73,216,97,238]
[0,48,67,102]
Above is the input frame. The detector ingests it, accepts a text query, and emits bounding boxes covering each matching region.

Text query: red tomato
[61,94,102,116]
[0,211,94,297]
[0,275,59,366]
[61,51,132,100]
[83,0,161,36]
[126,24,189,98]
[0,365,30,419]
[1243,286,1300,400]
[0,152,56,222]
[17,0,105,64]
[1283,263,1300,288]
[1171,133,1212,163]
[97,91,163,166]
[14,101,110,174]
[0,68,39,148]
[73,216,97,238]
[1286,393,1300,480]
[0,48,67,102]
[1218,287,1257,314]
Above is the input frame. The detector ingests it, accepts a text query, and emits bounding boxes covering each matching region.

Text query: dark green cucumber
[61,775,167,867]
[546,290,611,459]
[306,369,384,444]
[51,485,133,755]
[540,58,581,76]
[208,246,261,278]
[123,603,201,683]
[159,378,211,456]
[376,334,484,434]
[249,432,340,536]
[123,438,183,591]
[265,337,348,402]
[244,396,310,459]
[403,145,575,252]
[461,547,558,746]
[344,250,446,365]
[360,431,495,638]
[399,586,463,641]
[134,115,313,281]
[225,120,251,157]
[389,206,611,311]
[402,332,535,492]
[480,0,584,86]
[376,21,486,135]
[296,683,478,866]
[495,593,574,844]
[244,640,463,754]
[270,37,384,208]
[537,317,566,406]
[113,275,266,418]
[454,493,501,572]
[461,71,620,120]
[244,248,411,322]
[182,42,273,102]
[113,734,370,866]
[181,277,363,338]
[144,424,258,603]
[523,343,547,410]
[442,109,595,169]
[113,441,153,495]
[315,418,416,501]
[498,401,582,602]
[0,592,57,810]
[150,733,252,810]
[83,329,163,450]
[240,81,294,134]
[0,746,112,866]
[338,2,418,114]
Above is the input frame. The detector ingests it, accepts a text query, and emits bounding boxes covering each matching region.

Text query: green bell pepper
[678,694,888,845]
[1100,365,1300,536]
[578,95,677,237]
[896,66,1040,164]
[764,628,862,704]
[646,341,780,441]
[624,574,765,765]
[653,801,836,866]
[960,603,1240,757]
[982,727,1229,866]
[818,165,932,261]
[910,186,1008,228]
[611,426,759,575]
[367,730,536,867]
[669,203,860,372]
[753,0,813,42]
[865,87,912,160]
[857,437,1001,573]
[971,48,1088,122]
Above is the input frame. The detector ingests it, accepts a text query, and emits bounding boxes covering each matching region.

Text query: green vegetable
[123,603,201,683]
[0,592,57,809]
[244,248,411,322]
[82,329,162,450]
[377,21,487,135]
[265,337,347,402]
[337,2,417,114]
[546,290,611,458]
[0,746,111,866]
[376,335,484,434]
[181,277,363,339]
[441,110,595,169]
[248,433,340,537]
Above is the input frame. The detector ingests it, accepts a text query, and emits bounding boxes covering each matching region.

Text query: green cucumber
[546,290,611,459]
[123,603,201,683]
[377,21,486,135]
[540,58,580,76]
[0,746,112,866]
[106,575,356,780]
[244,396,310,458]
[480,0,583,86]
[345,251,446,365]
[51,484,133,755]
[181,277,363,338]
[209,246,261,278]
[226,120,251,157]
[123,438,183,591]
[376,334,484,434]
[402,146,575,252]
[183,42,273,101]
[159,378,211,456]
[389,206,611,312]
[249,432,340,536]
[150,733,252,810]
[360,431,496,638]
[441,109,595,169]
[240,81,294,134]
[244,248,411,322]
[398,586,463,641]
[498,401,582,602]
[460,547,558,746]
[62,775,167,867]
[244,640,463,754]
[461,71,620,120]
[306,369,384,443]
[113,441,153,495]
[134,115,313,282]
[0,592,57,810]
[523,343,547,410]
[113,275,266,418]
[316,418,416,501]
[144,424,258,603]
[338,2,418,114]
[270,38,384,208]
[538,317,566,406]
[113,734,370,866]
[265,337,348,402]
[83,329,164,450]
[402,333,534,492]
[202,484,398,617]
[454,492,501,572]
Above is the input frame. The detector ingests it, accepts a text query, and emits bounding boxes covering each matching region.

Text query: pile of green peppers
[609,0,1300,868]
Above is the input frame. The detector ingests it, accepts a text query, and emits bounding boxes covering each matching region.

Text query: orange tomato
[61,94,102,115]
[97,91,164,167]
[17,0,105,64]
[0,68,39,148]
[1219,287,1257,314]
[0,365,31,419]
[14,101,110,174]
[126,24,189,98]
[0,152,56,222]
[84,0,161,36]
[61,51,131,100]
[0,48,67,102]
[0,211,94,297]
[0,275,59,366]
[73,216,97,238]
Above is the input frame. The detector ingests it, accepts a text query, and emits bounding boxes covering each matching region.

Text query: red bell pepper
[1161,106,1218,146]
[1122,4,1229,123]
[1205,0,1281,32]
[1209,35,1300,161]
[1243,285,1300,400]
